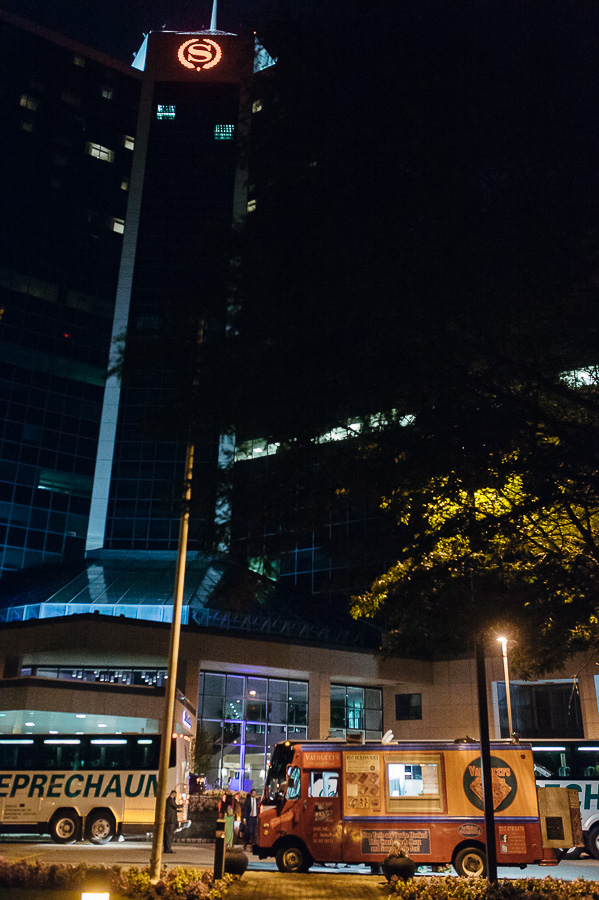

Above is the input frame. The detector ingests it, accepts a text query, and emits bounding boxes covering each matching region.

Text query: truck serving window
[384,753,444,813]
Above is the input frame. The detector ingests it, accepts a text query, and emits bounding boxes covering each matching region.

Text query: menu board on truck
[344,752,381,815]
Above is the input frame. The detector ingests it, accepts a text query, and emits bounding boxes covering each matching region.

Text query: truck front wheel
[276,844,312,873]
[453,846,487,877]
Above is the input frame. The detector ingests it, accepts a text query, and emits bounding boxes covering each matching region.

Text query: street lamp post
[497,637,513,739]
[149,441,194,883]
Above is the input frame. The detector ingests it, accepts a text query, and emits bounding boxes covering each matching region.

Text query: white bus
[532,740,599,858]
[0,732,190,844]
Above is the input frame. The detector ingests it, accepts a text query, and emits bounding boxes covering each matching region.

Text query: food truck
[256,739,581,876]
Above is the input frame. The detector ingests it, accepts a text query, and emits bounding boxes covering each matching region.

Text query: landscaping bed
[389,876,599,899]
[0,859,234,900]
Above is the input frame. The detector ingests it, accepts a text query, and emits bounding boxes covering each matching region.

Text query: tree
[192,725,216,777]
[350,368,599,676]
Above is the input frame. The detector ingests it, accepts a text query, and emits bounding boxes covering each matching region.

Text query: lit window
[247,199,257,213]
[101,85,113,99]
[73,55,86,67]
[20,94,38,111]
[85,142,115,163]
[120,177,129,191]
[21,120,34,132]
[252,99,262,113]
[111,218,125,234]
[61,90,80,107]
[124,135,135,150]
[157,104,176,120]
[214,124,234,140]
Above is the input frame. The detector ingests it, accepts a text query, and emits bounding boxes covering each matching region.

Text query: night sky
[0,0,270,62]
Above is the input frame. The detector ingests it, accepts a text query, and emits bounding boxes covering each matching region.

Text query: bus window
[0,739,36,769]
[531,746,566,780]
[41,738,83,770]
[309,771,339,797]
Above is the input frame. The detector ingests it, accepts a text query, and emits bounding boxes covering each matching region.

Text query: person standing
[242,788,259,850]
[163,789,178,853]
[219,791,235,848]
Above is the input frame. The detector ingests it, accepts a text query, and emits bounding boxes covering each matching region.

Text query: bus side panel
[121,770,157,832]
[0,792,42,829]
[537,779,599,834]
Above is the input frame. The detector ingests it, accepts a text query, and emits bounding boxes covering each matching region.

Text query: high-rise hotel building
[0,10,140,575]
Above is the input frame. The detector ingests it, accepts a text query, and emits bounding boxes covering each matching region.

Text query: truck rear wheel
[276,844,312,873]
[454,846,487,877]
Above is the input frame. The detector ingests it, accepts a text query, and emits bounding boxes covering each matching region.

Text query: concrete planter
[224,848,249,877]
[382,855,417,881]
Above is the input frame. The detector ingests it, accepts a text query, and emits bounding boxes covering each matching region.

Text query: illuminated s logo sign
[178,38,222,71]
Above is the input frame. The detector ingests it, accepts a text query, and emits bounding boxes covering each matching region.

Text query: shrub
[390,876,599,900]
[0,858,234,900]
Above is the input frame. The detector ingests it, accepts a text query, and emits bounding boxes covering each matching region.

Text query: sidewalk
[226,870,389,900]
[172,841,389,898]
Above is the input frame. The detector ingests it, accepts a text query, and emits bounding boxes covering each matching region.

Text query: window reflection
[198,672,308,792]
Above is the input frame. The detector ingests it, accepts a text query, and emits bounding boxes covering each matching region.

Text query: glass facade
[198,672,308,791]
[330,683,382,739]
[20,665,167,686]
[102,76,243,554]
[497,681,583,739]
[0,15,139,575]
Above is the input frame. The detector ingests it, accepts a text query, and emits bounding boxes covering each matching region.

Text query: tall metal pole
[498,637,513,738]
[475,640,498,882]
[149,441,194,882]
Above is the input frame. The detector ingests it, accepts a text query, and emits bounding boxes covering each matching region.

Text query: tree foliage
[350,369,599,676]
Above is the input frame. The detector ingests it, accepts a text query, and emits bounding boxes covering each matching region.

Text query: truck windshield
[263,742,295,804]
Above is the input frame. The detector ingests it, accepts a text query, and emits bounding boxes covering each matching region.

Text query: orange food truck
[256,739,581,876]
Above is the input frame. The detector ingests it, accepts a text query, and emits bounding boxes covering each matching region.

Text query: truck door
[304,769,343,862]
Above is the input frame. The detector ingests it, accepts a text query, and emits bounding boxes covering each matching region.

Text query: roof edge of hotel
[0,610,383,654]
[0,8,143,78]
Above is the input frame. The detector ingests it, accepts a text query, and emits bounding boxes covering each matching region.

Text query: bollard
[214,817,226,880]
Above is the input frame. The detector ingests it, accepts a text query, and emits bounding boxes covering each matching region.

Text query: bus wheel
[276,844,312,873]
[453,846,487,877]
[49,811,80,844]
[87,811,116,844]
[585,825,599,860]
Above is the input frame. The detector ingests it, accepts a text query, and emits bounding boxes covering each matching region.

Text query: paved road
[0,838,599,900]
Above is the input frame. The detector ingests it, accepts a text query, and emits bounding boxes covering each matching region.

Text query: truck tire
[275,844,312,873]
[49,811,80,844]
[585,825,599,860]
[87,810,116,844]
[453,846,487,877]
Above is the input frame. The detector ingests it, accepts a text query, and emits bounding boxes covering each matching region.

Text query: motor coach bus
[531,739,599,859]
[256,739,580,876]
[0,732,190,844]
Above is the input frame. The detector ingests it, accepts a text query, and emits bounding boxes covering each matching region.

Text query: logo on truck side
[463,756,517,812]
